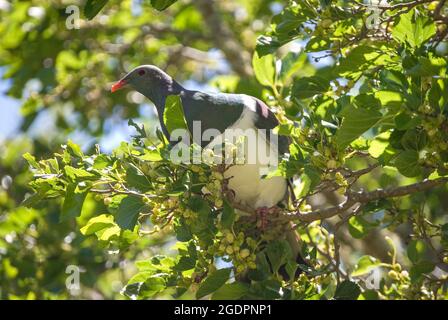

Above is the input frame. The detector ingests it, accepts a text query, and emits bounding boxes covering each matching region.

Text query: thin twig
[292,177,448,222]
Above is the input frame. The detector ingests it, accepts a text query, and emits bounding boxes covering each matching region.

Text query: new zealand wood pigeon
[111,65,301,261]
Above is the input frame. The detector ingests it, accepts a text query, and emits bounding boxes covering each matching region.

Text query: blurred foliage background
[1,0,448,300]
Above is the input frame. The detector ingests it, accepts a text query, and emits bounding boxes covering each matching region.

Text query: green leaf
[266,240,292,273]
[127,271,154,285]
[116,196,145,230]
[273,7,303,34]
[150,0,177,11]
[84,0,108,20]
[23,152,39,168]
[335,106,383,149]
[292,76,330,99]
[97,225,120,241]
[395,150,421,177]
[368,132,390,158]
[306,37,331,52]
[410,260,435,281]
[334,280,361,300]
[93,154,111,169]
[374,91,403,108]
[352,255,384,277]
[163,95,188,136]
[297,165,321,198]
[256,35,283,56]
[394,113,421,130]
[392,10,436,48]
[221,199,235,229]
[285,260,298,281]
[247,253,271,281]
[174,256,196,271]
[139,149,163,161]
[126,165,151,192]
[64,166,96,181]
[358,290,379,300]
[188,196,215,245]
[174,218,193,241]
[66,140,84,158]
[428,78,448,111]
[211,283,249,300]
[139,276,166,298]
[279,52,307,81]
[348,216,376,239]
[196,268,231,299]
[407,239,428,263]
[337,45,392,78]
[401,128,427,151]
[407,55,447,77]
[80,214,116,235]
[252,51,276,87]
[249,279,281,299]
[128,118,147,139]
[61,184,88,221]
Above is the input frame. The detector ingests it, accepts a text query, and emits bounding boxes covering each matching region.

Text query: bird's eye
[138,69,146,76]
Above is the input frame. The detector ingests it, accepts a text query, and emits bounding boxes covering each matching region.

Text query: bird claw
[255,206,280,230]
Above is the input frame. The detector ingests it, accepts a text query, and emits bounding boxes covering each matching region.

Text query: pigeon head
[111,65,182,106]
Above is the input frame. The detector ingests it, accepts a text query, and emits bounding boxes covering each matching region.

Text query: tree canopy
[1,0,448,300]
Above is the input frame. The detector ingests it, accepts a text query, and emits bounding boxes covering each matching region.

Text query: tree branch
[292,177,448,222]
[195,0,253,78]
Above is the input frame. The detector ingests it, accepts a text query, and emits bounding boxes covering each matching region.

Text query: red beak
[111,79,127,93]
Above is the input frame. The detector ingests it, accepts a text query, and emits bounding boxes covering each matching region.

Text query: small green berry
[240,249,250,259]
[103,197,112,206]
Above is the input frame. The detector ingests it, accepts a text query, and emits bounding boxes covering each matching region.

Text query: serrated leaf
[61,184,87,221]
[23,152,39,168]
[174,256,196,271]
[139,149,163,161]
[66,140,84,158]
[84,0,108,20]
[407,239,428,263]
[352,255,384,277]
[334,280,361,300]
[163,95,188,136]
[211,283,249,300]
[80,214,116,235]
[64,166,96,181]
[392,10,436,48]
[292,76,330,99]
[221,199,235,229]
[335,106,383,149]
[174,218,192,241]
[410,260,435,281]
[395,150,421,177]
[394,112,421,130]
[401,128,427,151]
[150,0,177,11]
[252,51,276,87]
[97,225,120,241]
[116,196,145,230]
[348,216,376,239]
[368,132,390,158]
[196,268,231,299]
[266,240,292,273]
[126,165,151,192]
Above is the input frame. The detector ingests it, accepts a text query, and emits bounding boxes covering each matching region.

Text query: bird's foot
[255,206,281,230]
